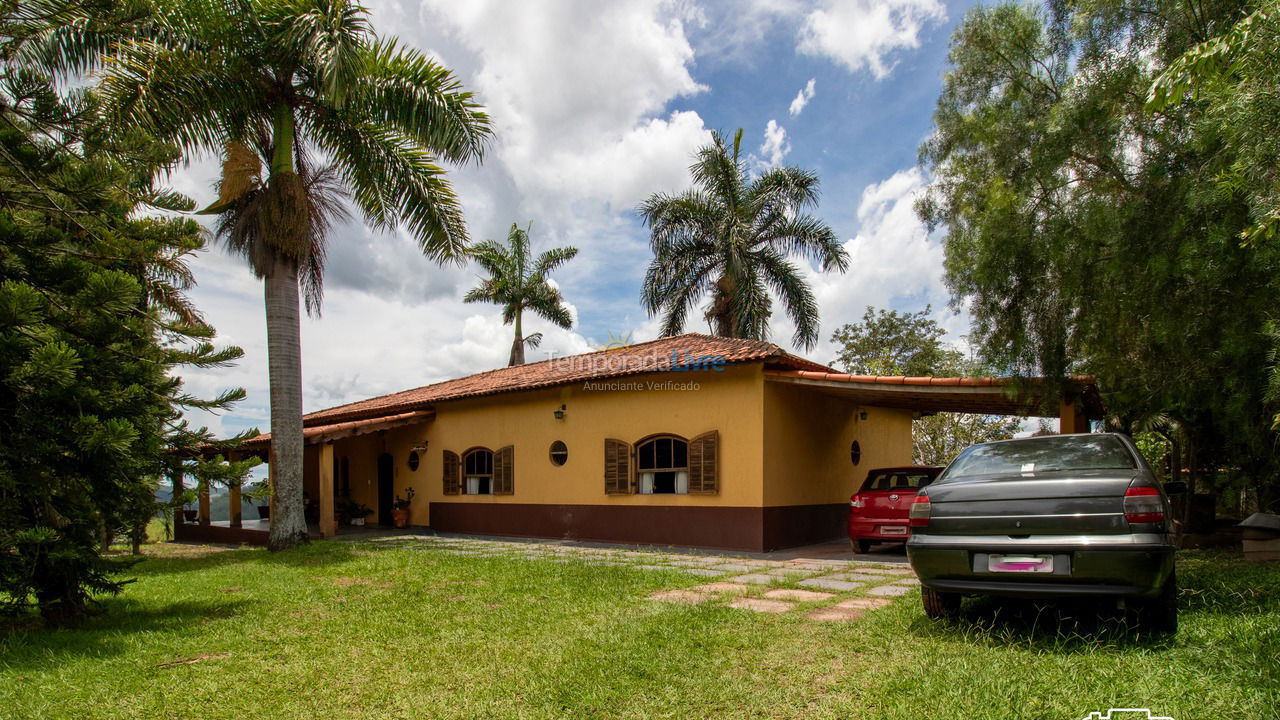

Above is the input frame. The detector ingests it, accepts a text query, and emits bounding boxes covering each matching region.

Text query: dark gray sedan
[906,433,1177,632]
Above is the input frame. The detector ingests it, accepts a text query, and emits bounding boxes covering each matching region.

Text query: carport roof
[764,370,1104,419]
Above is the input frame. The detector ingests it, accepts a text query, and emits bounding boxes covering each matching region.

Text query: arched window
[636,435,688,494]
[463,448,494,495]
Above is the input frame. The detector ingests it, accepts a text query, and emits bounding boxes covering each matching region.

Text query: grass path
[1,541,1276,719]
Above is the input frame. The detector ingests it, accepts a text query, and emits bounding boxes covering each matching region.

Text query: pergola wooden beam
[764,370,1103,428]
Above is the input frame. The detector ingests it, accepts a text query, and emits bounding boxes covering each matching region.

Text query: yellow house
[179,334,1100,551]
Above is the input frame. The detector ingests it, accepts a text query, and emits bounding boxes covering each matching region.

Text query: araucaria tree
[89,0,492,549]
[640,129,848,350]
[464,224,578,366]
[918,0,1280,509]
[0,48,243,624]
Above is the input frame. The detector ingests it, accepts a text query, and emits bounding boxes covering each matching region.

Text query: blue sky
[174,0,984,439]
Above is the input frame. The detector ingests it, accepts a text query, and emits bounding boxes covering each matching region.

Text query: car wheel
[851,539,872,554]
[1137,571,1178,634]
[921,586,961,620]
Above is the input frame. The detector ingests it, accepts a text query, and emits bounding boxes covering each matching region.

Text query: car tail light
[850,494,865,509]
[1124,486,1164,525]
[908,492,931,527]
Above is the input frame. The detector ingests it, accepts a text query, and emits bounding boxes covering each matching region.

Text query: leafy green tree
[1148,1,1279,246]
[830,306,1020,465]
[917,0,1280,510]
[74,0,492,550]
[464,223,578,366]
[640,129,848,350]
[0,53,243,624]
[830,306,949,376]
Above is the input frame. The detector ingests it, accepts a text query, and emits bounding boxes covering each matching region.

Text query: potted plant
[391,487,416,528]
[346,500,373,526]
[244,480,271,520]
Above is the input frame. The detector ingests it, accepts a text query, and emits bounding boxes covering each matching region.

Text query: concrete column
[171,467,184,526]
[1059,395,1087,434]
[228,482,242,528]
[318,443,336,538]
[198,475,210,526]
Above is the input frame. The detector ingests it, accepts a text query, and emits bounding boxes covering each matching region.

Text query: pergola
[763,370,1104,432]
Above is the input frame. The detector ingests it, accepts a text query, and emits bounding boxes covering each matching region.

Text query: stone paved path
[350,533,917,623]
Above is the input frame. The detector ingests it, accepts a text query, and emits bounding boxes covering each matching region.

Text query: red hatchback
[848,465,943,553]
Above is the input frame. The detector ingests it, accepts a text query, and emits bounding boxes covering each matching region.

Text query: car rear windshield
[859,471,937,493]
[941,435,1136,480]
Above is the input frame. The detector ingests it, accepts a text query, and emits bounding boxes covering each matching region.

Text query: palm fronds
[638,128,848,350]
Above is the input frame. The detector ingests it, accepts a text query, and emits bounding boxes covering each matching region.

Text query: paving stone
[727,573,783,585]
[690,582,753,595]
[684,568,727,577]
[866,584,913,597]
[819,573,875,583]
[633,564,676,571]
[724,597,794,614]
[865,563,916,573]
[711,563,757,572]
[765,568,821,578]
[649,590,712,605]
[763,588,836,602]
[893,578,921,586]
[784,563,830,572]
[833,597,892,610]
[807,606,865,622]
[797,577,865,592]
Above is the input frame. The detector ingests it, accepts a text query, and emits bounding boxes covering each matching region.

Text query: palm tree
[639,129,848,350]
[91,0,492,550]
[464,223,578,366]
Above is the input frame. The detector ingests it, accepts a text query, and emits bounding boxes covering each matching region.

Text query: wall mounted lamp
[554,404,567,420]
[858,410,868,421]
[411,441,429,453]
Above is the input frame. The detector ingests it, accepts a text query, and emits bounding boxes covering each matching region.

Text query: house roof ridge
[299,332,795,427]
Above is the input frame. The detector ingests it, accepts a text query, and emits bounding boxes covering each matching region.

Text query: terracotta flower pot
[391,508,410,528]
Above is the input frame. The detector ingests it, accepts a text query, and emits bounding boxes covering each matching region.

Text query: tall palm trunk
[265,256,308,550]
[264,107,308,551]
[508,307,524,366]
[708,276,739,338]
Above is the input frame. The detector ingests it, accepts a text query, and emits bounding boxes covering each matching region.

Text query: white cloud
[765,166,962,363]
[789,78,816,116]
[798,0,946,79]
[753,119,791,172]
[415,0,710,215]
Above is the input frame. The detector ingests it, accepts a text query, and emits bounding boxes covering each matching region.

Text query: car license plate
[879,526,908,536]
[988,554,1053,573]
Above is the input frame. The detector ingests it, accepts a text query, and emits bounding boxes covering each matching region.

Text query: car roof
[975,432,1122,446]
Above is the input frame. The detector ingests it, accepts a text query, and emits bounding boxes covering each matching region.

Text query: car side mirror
[1162,481,1188,495]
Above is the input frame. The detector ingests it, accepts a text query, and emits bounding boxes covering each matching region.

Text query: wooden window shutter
[493,445,515,495]
[442,450,460,495]
[688,430,719,495]
[604,438,633,494]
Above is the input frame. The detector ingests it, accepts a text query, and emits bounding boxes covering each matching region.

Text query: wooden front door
[377,453,394,526]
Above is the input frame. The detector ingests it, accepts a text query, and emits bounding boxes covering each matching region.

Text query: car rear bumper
[848,517,911,541]
[907,534,1174,599]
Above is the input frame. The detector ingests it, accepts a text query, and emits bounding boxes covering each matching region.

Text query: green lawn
[1,541,1276,719]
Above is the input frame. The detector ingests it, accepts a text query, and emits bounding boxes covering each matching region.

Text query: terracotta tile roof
[242,410,434,450]
[764,370,1103,418]
[775,370,1097,387]
[301,333,831,428]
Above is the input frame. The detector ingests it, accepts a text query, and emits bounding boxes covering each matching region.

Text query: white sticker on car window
[1021,463,1035,473]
